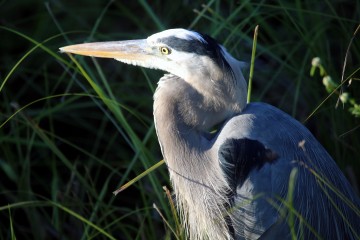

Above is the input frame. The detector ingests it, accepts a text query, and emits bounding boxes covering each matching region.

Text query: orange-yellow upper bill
[59,39,150,61]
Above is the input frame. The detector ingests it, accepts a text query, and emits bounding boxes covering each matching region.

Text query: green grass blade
[113,160,165,195]
[247,25,259,103]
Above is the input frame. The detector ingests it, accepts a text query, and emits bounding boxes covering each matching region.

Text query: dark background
[0,1,359,239]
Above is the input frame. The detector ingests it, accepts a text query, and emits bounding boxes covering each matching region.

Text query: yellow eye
[160,46,171,55]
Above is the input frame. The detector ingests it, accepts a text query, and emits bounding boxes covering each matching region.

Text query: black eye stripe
[161,37,209,55]
[161,35,226,63]
[160,34,234,80]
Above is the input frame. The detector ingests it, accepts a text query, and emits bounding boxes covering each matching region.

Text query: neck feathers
[153,74,234,239]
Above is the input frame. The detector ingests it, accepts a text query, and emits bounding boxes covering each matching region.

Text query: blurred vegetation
[0,0,359,239]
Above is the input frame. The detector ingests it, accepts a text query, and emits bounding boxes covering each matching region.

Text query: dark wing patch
[219,138,279,193]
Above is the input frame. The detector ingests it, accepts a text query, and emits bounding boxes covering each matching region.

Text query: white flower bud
[311,57,321,67]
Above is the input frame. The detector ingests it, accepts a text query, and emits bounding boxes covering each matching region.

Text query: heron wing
[216,102,360,240]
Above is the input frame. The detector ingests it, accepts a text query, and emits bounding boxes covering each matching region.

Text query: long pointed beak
[59,39,150,61]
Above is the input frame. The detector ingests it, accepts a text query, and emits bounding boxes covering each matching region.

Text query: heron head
[60,28,247,115]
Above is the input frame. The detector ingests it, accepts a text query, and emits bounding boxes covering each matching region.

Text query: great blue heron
[60,28,360,240]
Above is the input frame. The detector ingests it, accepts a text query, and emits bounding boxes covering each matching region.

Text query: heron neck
[153,74,232,239]
[153,75,213,165]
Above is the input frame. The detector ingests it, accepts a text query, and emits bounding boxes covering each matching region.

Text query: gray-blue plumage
[60,28,360,240]
[218,102,360,239]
